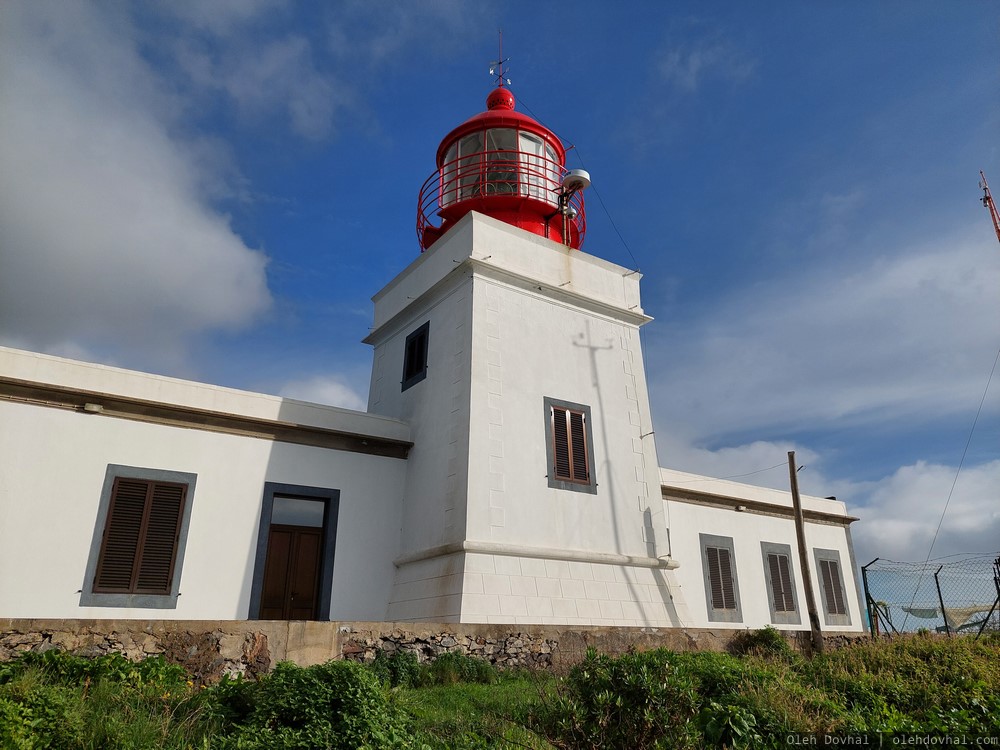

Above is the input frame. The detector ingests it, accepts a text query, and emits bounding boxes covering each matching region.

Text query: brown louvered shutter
[569,411,589,481]
[94,478,186,595]
[718,547,736,609]
[820,559,846,615]
[135,483,186,593]
[707,546,737,610]
[94,479,148,592]
[552,407,571,479]
[768,553,795,612]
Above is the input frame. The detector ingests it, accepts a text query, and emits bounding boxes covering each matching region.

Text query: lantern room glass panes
[442,142,459,205]
[458,132,483,201]
[485,129,517,195]
[519,132,559,204]
[440,127,561,208]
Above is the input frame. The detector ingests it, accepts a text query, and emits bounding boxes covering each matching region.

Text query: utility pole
[980,171,1000,245]
[789,451,824,655]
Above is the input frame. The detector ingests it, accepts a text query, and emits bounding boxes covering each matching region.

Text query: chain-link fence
[861,554,1000,637]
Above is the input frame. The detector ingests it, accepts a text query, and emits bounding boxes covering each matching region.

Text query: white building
[0,86,863,633]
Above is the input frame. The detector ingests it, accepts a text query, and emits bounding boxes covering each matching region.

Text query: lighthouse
[417,83,590,251]
[0,78,864,633]
[367,83,684,625]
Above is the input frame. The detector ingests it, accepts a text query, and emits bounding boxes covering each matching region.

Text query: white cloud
[279,375,367,412]
[657,29,756,92]
[650,228,1000,443]
[160,1,483,144]
[327,0,484,67]
[647,213,999,562]
[173,34,345,141]
[849,459,1000,564]
[658,431,998,564]
[161,0,286,36]
[657,433,818,489]
[0,1,271,371]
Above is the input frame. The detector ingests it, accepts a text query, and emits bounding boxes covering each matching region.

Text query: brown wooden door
[259,524,322,620]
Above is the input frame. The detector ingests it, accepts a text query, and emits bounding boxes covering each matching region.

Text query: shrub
[0,650,219,749]
[728,626,794,659]
[218,659,417,749]
[0,649,187,690]
[698,699,762,749]
[798,635,1000,734]
[369,648,422,688]
[422,651,496,686]
[539,648,699,750]
[668,650,756,701]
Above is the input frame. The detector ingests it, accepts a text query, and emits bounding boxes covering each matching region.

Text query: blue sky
[1,1,997,566]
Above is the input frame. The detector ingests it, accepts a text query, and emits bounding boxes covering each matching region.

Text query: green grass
[1,633,998,749]
[401,673,555,749]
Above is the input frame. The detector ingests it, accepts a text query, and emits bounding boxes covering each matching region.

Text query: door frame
[248,482,340,620]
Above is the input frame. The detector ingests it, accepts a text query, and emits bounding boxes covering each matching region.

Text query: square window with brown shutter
[700,533,743,623]
[820,559,847,615]
[760,541,801,625]
[94,478,186,595]
[768,553,795,612]
[543,397,597,494]
[813,547,852,626]
[706,546,737,610]
[81,465,196,609]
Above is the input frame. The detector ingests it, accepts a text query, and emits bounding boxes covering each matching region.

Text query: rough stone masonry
[0,618,865,684]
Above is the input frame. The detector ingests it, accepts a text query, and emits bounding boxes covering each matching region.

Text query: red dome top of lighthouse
[486,86,515,111]
[417,85,587,252]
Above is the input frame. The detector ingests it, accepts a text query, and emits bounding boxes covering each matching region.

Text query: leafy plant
[728,626,794,659]
[370,648,422,688]
[539,648,699,749]
[422,651,496,687]
[217,659,417,749]
[698,699,762,749]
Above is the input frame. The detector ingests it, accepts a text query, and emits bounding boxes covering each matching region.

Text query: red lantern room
[417,84,589,252]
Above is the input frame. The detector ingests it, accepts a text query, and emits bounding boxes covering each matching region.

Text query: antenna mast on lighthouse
[489,29,510,88]
[980,170,1000,244]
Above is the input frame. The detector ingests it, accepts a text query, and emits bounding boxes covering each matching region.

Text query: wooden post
[789,451,824,655]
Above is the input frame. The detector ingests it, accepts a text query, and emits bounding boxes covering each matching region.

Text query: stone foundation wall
[0,619,867,683]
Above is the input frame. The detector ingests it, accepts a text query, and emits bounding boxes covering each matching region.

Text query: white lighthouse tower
[365,82,688,625]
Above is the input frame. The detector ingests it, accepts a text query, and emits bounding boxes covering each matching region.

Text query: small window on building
[401,321,430,391]
[814,548,852,626]
[81,465,196,609]
[543,397,597,494]
[700,533,742,623]
[761,541,801,625]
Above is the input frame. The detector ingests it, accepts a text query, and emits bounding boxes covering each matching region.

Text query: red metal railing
[417,149,586,249]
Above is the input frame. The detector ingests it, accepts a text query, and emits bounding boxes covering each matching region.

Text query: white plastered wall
[365,213,684,624]
[663,474,862,632]
[366,223,479,621]
[0,351,409,621]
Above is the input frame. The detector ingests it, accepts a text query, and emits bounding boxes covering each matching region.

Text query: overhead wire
[901,345,999,630]
[514,93,641,271]
[663,461,789,484]
[923,346,999,562]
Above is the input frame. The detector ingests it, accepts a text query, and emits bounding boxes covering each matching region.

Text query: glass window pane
[487,128,517,152]
[442,142,459,206]
[519,132,557,203]
[459,133,484,199]
[485,129,517,194]
[272,496,324,527]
